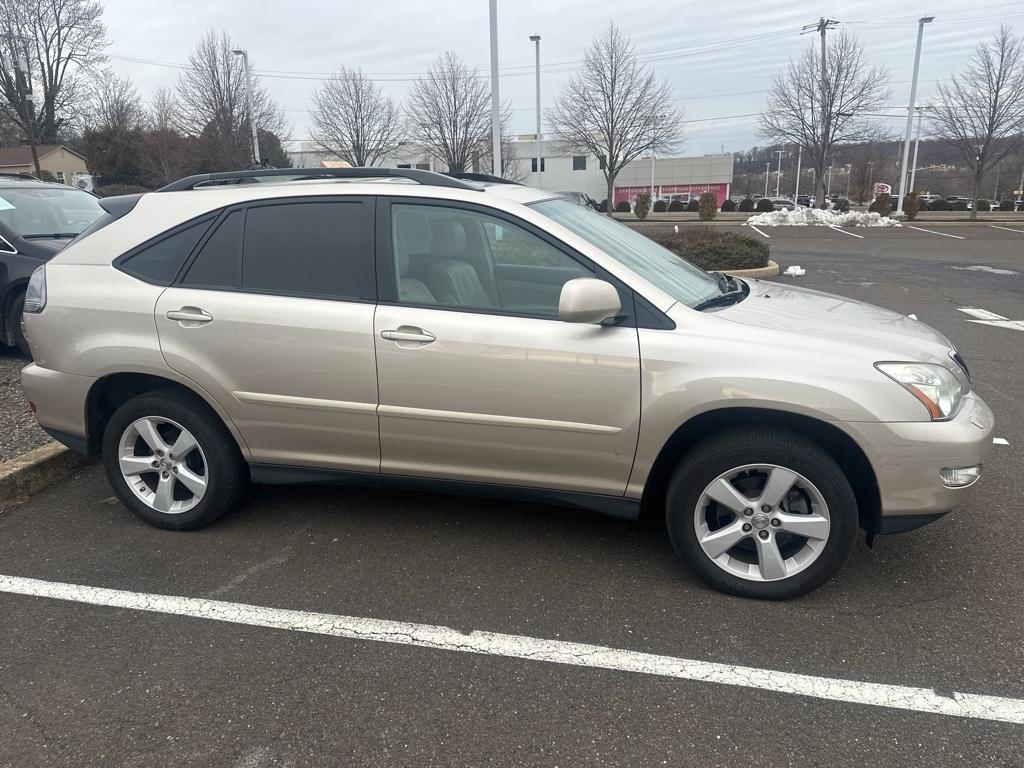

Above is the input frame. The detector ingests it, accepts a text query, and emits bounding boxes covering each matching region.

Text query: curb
[0,441,94,507]
[726,260,779,279]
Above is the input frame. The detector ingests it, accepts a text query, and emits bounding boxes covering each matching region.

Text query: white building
[288,138,734,207]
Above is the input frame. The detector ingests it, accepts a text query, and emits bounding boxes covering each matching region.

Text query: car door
[373,198,641,496]
[154,197,380,472]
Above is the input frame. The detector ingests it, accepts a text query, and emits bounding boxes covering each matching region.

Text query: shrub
[976,199,992,212]
[868,193,892,215]
[903,192,921,221]
[95,183,151,197]
[832,198,850,213]
[633,191,651,220]
[928,197,949,211]
[720,198,736,212]
[737,197,755,212]
[39,169,57,182]
[667,199,684,212]
[698,192,718,221]
[653,199,667,213]
[597,198,608,212]
[1000,198,1015,211]
[645,226,769,271]
[949,199,968,211]
[686,198,700,212]
[755,197,774,212]
[614,200,631,213]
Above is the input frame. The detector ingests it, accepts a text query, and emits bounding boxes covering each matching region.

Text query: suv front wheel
[667,427,857,599]
[102,388,248,530]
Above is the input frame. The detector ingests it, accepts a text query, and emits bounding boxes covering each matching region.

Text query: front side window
[532,198,719,307]
[391,203,592,317]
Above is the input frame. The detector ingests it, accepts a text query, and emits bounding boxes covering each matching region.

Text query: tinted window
[242,201,373,299]
[121,218,211,284]
[182,210,242,288]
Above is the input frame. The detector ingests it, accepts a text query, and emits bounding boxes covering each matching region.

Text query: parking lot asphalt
[1,223,1022,767]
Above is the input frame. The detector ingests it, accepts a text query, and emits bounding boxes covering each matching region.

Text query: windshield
[531,198,720,306]
[0,187,104,238]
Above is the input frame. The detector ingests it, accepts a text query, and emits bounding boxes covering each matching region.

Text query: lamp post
[488,0,501,177]
[908,107,924,196]
[529,35,541,188]
[896,16,934,215]
[774,149,783,197]
[764,162,770,197]
[232,49,260,166]
[793,146,802,203]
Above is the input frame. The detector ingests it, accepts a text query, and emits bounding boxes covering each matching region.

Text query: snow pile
[745,207,901,228]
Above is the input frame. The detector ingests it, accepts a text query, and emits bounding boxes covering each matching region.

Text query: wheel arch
[640,407,881,532]
[1,278,28,345]
[84,371,251,460]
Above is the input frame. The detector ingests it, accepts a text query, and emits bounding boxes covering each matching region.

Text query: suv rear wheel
[666,427,857,599]
[102,388,248,530]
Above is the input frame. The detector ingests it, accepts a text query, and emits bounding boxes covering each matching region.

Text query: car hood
[719,279,954,362]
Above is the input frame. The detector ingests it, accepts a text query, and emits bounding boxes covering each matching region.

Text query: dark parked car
[557,191,599,209]
[0,174,104,354]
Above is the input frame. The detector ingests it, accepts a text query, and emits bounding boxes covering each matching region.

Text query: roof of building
[0,144,87,168]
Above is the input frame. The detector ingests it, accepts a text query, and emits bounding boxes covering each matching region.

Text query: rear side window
[181,210,242,288]
[241,200,374,300]
[119,218,212,284]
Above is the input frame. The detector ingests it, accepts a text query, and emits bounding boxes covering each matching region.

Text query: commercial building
[286,139,734,207]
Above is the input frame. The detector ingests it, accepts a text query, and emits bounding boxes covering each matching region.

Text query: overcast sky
[103,0,1023,157]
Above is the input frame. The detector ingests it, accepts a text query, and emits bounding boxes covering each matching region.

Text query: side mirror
[558,278,621,324]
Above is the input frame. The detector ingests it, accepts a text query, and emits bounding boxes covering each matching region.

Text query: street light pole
[908,107,924,195]
[774,149,783,196]
[794,146,802,202]
[529,35,541,188]
[488,0,502,177]
[232,49,260,166]
[764,162,770,197]
[896,16,933,215]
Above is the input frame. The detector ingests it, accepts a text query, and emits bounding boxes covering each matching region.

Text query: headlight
[875,362,965,420]
[23,266,46,314]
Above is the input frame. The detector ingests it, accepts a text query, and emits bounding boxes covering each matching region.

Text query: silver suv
[20,168,993,599]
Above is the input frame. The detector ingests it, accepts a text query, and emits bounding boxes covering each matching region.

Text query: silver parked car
[21,168,993,599]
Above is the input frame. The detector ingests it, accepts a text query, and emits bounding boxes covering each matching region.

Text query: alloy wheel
[693,463,831,582]
[118,416,208,515]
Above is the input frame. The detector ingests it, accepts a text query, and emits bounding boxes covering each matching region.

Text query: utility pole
[801,18,839,209]
[529,35,541,188]
[488,0,502,177]
[896,16,933,216]
[794,146,802,202]
[7,37,41,178]
[993,161,1000,201]
[232,49,260,165]
[774,149,783,196]
[764,162,770,197]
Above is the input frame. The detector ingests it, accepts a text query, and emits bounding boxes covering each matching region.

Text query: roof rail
[443,172,522,185]
[157,167,482,193]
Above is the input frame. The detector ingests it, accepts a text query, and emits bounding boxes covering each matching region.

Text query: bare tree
[0,0,107,143]
[174,30,288,170]
[760,30,890,208]
[89,73,146,131]
[929,26,1024,219]
[150,86,177,130]
[310,67,402,167]
[547,23,681,215]
[407,52,494,173]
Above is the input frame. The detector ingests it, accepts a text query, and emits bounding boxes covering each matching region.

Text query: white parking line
[989,225,1024,235]
[905,226,966,240]
[747,225,770,239]
[827,226,865,239]
[957,307,1024,331]
[3,573,1024,725]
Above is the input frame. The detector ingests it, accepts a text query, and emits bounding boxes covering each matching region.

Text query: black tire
[102,387,248,530]
[666,426,857,600]
[8,291,29,357]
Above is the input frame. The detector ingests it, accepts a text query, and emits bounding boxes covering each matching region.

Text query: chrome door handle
[166,307,213,326]
[381,327,436,344]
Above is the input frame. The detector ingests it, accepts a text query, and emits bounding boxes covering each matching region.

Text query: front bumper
[20,363,95,453]
[848,390,994,528]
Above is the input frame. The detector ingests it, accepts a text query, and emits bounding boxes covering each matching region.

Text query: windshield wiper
[22,232,79,239]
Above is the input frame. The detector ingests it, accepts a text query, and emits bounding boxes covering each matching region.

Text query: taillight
[24,266,46,313]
